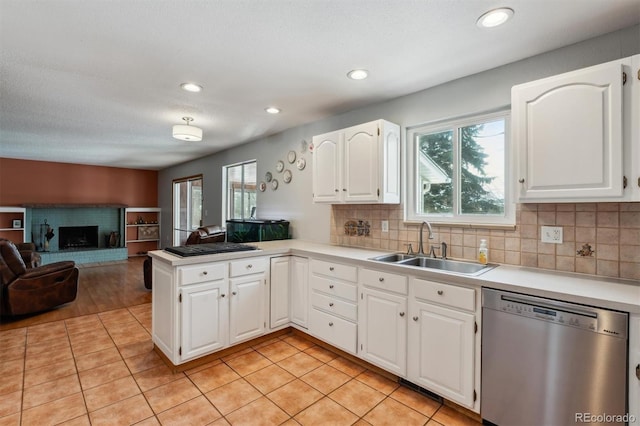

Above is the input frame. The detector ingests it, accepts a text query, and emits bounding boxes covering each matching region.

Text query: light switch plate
[381,220,389,233]
[541,226,563,244]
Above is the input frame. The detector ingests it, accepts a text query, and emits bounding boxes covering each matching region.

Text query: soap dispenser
[478,239,488,265]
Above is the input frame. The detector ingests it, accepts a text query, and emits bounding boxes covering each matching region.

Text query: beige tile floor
[0,303,481,426]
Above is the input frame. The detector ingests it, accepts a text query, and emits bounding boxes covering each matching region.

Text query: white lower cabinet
[229,258,267,345]
[181,280,228,360]
[308,258,358,354]
[270,256,291,329]
[629,314,640,422]
[407,278,477,410]
[358,268,407,376]
[290,256,309,328]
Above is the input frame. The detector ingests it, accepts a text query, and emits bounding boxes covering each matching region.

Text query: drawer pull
[329,322,334,326]
[437,290,444,295]
[329,284,334,289]
[247,264,253,269]
[329,302,334,307]
[413,316,418,321]
[202,271,208,275]
[399,312,405,317]
[329,267,335,271]
[379,277,384,282]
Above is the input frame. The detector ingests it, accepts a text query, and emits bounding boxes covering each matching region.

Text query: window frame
[222,159,257,224]
[404,109,514,227]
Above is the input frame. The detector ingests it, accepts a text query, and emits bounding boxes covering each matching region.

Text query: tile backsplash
[330,203,640,280]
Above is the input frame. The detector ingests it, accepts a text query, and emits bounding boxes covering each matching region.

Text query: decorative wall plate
[287,150,296,163]
[276,160,285,172]
[265,171,272,182]
[296,157,306,170]
[283,169,292,183]
[271,179,279,190]
[259,181,267,192]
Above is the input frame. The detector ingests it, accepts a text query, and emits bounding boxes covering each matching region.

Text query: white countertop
[149,239,640,314]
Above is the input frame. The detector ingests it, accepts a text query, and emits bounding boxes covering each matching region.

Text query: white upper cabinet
[513,55,638,202]
[312,119,400,204]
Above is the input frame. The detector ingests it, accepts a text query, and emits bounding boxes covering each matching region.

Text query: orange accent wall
[0,158,158,206]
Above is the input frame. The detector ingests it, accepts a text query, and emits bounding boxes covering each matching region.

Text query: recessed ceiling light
[347,69,369,80]
[477,7,514,28]
[180,82,203,93]
[265,107,281,114]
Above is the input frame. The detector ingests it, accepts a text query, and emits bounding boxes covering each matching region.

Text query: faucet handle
[429,244,441,258]
[405,243,415,255]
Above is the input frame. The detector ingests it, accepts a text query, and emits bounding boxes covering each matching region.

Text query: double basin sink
[370,253,496,276]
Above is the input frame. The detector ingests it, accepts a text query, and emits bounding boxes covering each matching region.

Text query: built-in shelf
[125,207,161,257]
[0,207,27,243]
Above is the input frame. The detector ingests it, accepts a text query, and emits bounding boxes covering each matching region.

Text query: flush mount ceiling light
[347,69,369,80]
[180,82,203,93]
[265,107,281,114]
[172,117,203,141]
[477,7,514,28]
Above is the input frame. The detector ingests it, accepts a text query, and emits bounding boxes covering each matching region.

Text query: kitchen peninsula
[149,240,640,418]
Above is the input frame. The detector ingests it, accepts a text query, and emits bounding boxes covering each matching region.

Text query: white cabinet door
[180,280,228,361]
[152,261,176,362]
[629,314,640,422]
[408,299,475,408]
[359,287,407,376]
[290,256,309,328]
[513,59,625,201]
[229,274,266,344]
[270,257,290,329]
[343,121,379,202]
[312,130,342,202]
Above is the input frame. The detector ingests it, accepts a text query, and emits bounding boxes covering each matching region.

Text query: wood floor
[0,257,151,331]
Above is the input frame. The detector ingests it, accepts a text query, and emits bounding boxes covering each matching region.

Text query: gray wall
[158,25,640,247]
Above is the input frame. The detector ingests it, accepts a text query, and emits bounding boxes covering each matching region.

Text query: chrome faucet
[418,221,434,255]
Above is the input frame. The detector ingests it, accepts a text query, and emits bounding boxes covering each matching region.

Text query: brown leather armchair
[0,239,78,316]
[185,225,226,245]
[15,242,42,268]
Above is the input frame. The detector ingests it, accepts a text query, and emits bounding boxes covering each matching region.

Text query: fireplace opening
[59,226,99,249]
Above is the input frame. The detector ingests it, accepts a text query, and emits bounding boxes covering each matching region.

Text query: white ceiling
[1,0,639,170]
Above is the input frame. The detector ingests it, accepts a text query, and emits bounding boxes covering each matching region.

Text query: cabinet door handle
[232,291,237,296]
[329,302,334,307]
[379,277,384,282]
[221,294,226,298]
[399,312,405,317]
[329,284,334,289]
[413,316,418,321]
[329,267,335,271]
[518,178,525,183]
[328,322,334,326]
[342,188,347,192]
[636,364,639,380]
[203,271,208,275]
[334,189,339,192]
[437,290,444,295]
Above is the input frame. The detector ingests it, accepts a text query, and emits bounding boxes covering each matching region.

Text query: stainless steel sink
[370,253,495,276]
[370,253,417,262]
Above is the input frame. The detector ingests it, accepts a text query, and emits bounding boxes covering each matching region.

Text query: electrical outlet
[381,220,389,233]
[541,226,563,244]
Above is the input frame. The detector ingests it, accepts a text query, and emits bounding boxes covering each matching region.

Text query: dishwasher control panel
[497,298,597,331]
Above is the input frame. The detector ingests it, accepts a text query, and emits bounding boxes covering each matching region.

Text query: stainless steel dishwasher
[482,288,628,426]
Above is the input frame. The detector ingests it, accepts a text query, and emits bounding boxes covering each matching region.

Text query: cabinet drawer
[310,259,357,282]
[179,263,226,285]
[360,268,408,295]
[229,257,267,277]
[310,275,357,302]
[311,291,357,321]
[309,308,357,354]
[412,278,475,312]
